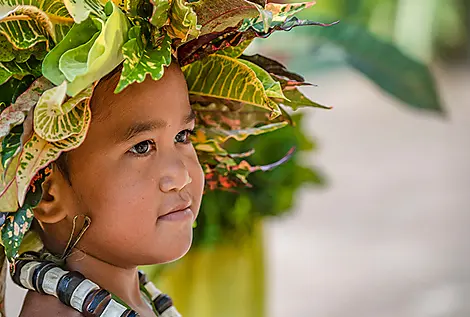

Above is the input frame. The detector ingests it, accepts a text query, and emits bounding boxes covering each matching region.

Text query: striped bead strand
[138,271,181,317]
[12,259,139,317]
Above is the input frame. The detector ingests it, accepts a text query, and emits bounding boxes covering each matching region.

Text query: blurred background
[6,0,470,316]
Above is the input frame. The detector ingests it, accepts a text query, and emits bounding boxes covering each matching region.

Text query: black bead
[11,259,31,288]
[31,261,54,293]
[154,294,173,314]
[121,309,139,317]
[57,271,86,306]
[138,270,148,285]
[35,262,57,294]
[83,288,111,316]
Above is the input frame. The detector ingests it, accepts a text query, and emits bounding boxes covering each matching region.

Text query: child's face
[55,64,204,266]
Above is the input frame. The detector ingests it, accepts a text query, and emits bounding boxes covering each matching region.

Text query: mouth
[158,202,193,221]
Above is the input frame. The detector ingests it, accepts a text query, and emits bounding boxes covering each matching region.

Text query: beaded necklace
[11,255,180,317]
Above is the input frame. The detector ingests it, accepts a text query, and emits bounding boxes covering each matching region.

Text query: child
[0,0,331,315]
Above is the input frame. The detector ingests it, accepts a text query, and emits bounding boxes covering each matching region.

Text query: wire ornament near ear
[61,215,92,261]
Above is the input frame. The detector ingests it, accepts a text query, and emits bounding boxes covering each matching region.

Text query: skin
[19,63,205,317]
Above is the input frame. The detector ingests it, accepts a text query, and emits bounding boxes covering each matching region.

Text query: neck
[65,248,154,316]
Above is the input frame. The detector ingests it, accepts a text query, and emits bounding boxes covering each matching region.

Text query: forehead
[90,64,191,124]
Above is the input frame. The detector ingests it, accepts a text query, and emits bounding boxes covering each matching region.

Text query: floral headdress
[0,0,332,311]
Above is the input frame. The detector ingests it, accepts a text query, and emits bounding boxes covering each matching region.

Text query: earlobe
[33,165,70,224]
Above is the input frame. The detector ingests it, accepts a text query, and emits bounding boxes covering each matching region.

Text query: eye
[129,140,155,156]
[175,129,195,144]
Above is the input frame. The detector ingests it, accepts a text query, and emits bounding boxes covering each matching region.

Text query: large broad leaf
[304,20,443,112]
[115,26,171,93]
[191,0,259,35]
[0,77,53,139]
[16,101,90,206]
[0,0,73,48]
[42,17,99,86]
[166,0,199,43]
[65,2,128,96]
[33,82,92,141]
[183,54,280,117]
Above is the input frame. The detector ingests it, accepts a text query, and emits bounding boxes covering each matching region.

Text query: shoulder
[19,291,83,317]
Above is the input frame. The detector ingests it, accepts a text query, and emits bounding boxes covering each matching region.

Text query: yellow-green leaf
[66,2,128,96]
[34,82,92,142]
[166,0,199,43]
[16,101,90,206]
[0,155,18,212]
[183,54,280,117]
[237,58,287,100]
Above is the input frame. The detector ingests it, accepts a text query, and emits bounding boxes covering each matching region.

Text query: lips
[159,202,192,219]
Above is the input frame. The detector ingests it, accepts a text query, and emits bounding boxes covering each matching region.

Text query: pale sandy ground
[5,65,470,316]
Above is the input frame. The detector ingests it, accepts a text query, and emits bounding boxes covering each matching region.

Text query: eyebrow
[120,109,196,142]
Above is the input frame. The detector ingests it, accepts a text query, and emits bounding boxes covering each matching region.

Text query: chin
[150,228,194,264]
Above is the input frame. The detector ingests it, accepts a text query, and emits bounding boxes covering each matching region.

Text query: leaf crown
[0,0,333,262]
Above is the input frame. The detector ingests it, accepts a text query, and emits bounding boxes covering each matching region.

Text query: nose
[159,152,192,193]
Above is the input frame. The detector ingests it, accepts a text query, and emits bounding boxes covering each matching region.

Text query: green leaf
[216,39,253,58]
[0,155,19,212]
[65,2,128,96]
[0,124,22,170]
[1,167,48,260]
[191,0,259,35]
[237,58,286,100]
[0,77,53,139]
[150,0,170,28]
[183,54,280,117]
[115,26,171,93]
[42,17,100,86]
[58,31,100,82]
[264,1,316,22]
[0,58,41,85]
[0,0,73,48]
[1,205,34,260]
[306,21,443,112]
[16,102,90,206]
[34,82,92,141]
[280,88,330,110]
[166,0,199,42]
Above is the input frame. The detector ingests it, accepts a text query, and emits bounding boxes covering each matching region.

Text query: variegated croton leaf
[1,166,50,261]
[16,83,92,206]
[0,76,54,139]
[183,54,281,118]
[115,25,171,93]
[0,0,73,49]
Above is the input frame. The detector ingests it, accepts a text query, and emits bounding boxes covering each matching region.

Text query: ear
[34,164,71,224]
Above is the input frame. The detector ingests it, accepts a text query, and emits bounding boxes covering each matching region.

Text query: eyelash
[128,129,196,157]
